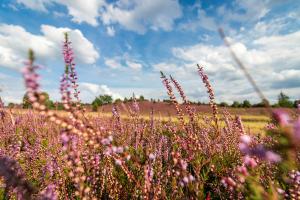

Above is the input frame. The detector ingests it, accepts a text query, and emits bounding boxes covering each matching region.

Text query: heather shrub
[0,34,298,199]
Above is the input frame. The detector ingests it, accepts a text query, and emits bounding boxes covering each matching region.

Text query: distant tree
[8,103,15,108]
[114,98,122,104]
[219,102,229,107]
[242,100,251,108]
[92,95,113,108]
[123,97,129,103]
[231,101,241,108]
[278,92,293,108]
[163,99,172,104]
[253,99,270,107]
[92,103,98,112]
[294,100,300,108]
[139,95,145,101]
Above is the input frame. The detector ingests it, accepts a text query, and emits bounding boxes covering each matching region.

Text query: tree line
[3,91,299,110]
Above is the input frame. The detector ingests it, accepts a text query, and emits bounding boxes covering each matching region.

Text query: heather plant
[0,33,299,200]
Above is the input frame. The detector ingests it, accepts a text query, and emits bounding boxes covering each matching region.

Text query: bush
[92,95,113,107]
[242,100,251,108]
[231,101,241,108]
[219,102,229,107]
[278,92,293,108]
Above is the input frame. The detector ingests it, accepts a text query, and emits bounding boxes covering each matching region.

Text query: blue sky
[0,0,299,104]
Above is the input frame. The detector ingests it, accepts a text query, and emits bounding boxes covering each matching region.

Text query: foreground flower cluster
[0,34,299,199]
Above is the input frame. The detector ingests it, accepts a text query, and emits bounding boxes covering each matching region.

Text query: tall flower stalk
[197,64,219,131]
[170,75,195,124]
[160,71,184,124]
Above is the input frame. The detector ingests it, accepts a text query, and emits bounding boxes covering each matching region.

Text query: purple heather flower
[265,151,282,163]
[149,153,156,160]
[239,143,249,154]
[273,110,290,126]
[240,135,251,145]
[243,155,257,168]
[293,119,300,141]
[60,133,69,143]
[183,176,189,184]
[39,184,57,200]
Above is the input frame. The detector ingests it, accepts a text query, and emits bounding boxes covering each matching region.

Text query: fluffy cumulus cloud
[16,0,182,34]
[17,0,105,26]
[0,23,99,70]
[125,60,142,70]
[0,72,25,103]
[104,58,122,69]
[104,54,143,71]
[154,30,300,102]
[79,82,123,100]
[101,0,182,34]
[16,0,52,12]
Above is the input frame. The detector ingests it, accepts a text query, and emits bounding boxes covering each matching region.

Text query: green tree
[8,103,15,109]
[294,100,300,108]
[114,98,122,104]
[92,95,113,107]
[139,95,145,101]
[242,100,251,108]
[278,92,293,108]
[253,99,270,107]
[92,103,98,112]
[219,102,229,107]
[231,101,241,108]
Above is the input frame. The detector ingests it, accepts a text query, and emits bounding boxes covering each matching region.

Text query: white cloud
[41,25,100,64]
[0,23,99,70]
[126,60,142,70]
[16,0,182,33]
[153,62,184,74]
[17,0,51,12]
[153,30,300,103]
[80,82,123,100]
[17,0,105,26]
[0,73,25,104]
[104,58,122,69]
[101,0,182,34]
[105,55,143,71]
[106,26,115,37]
[179,7,217,32]
[57,0,105,26]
